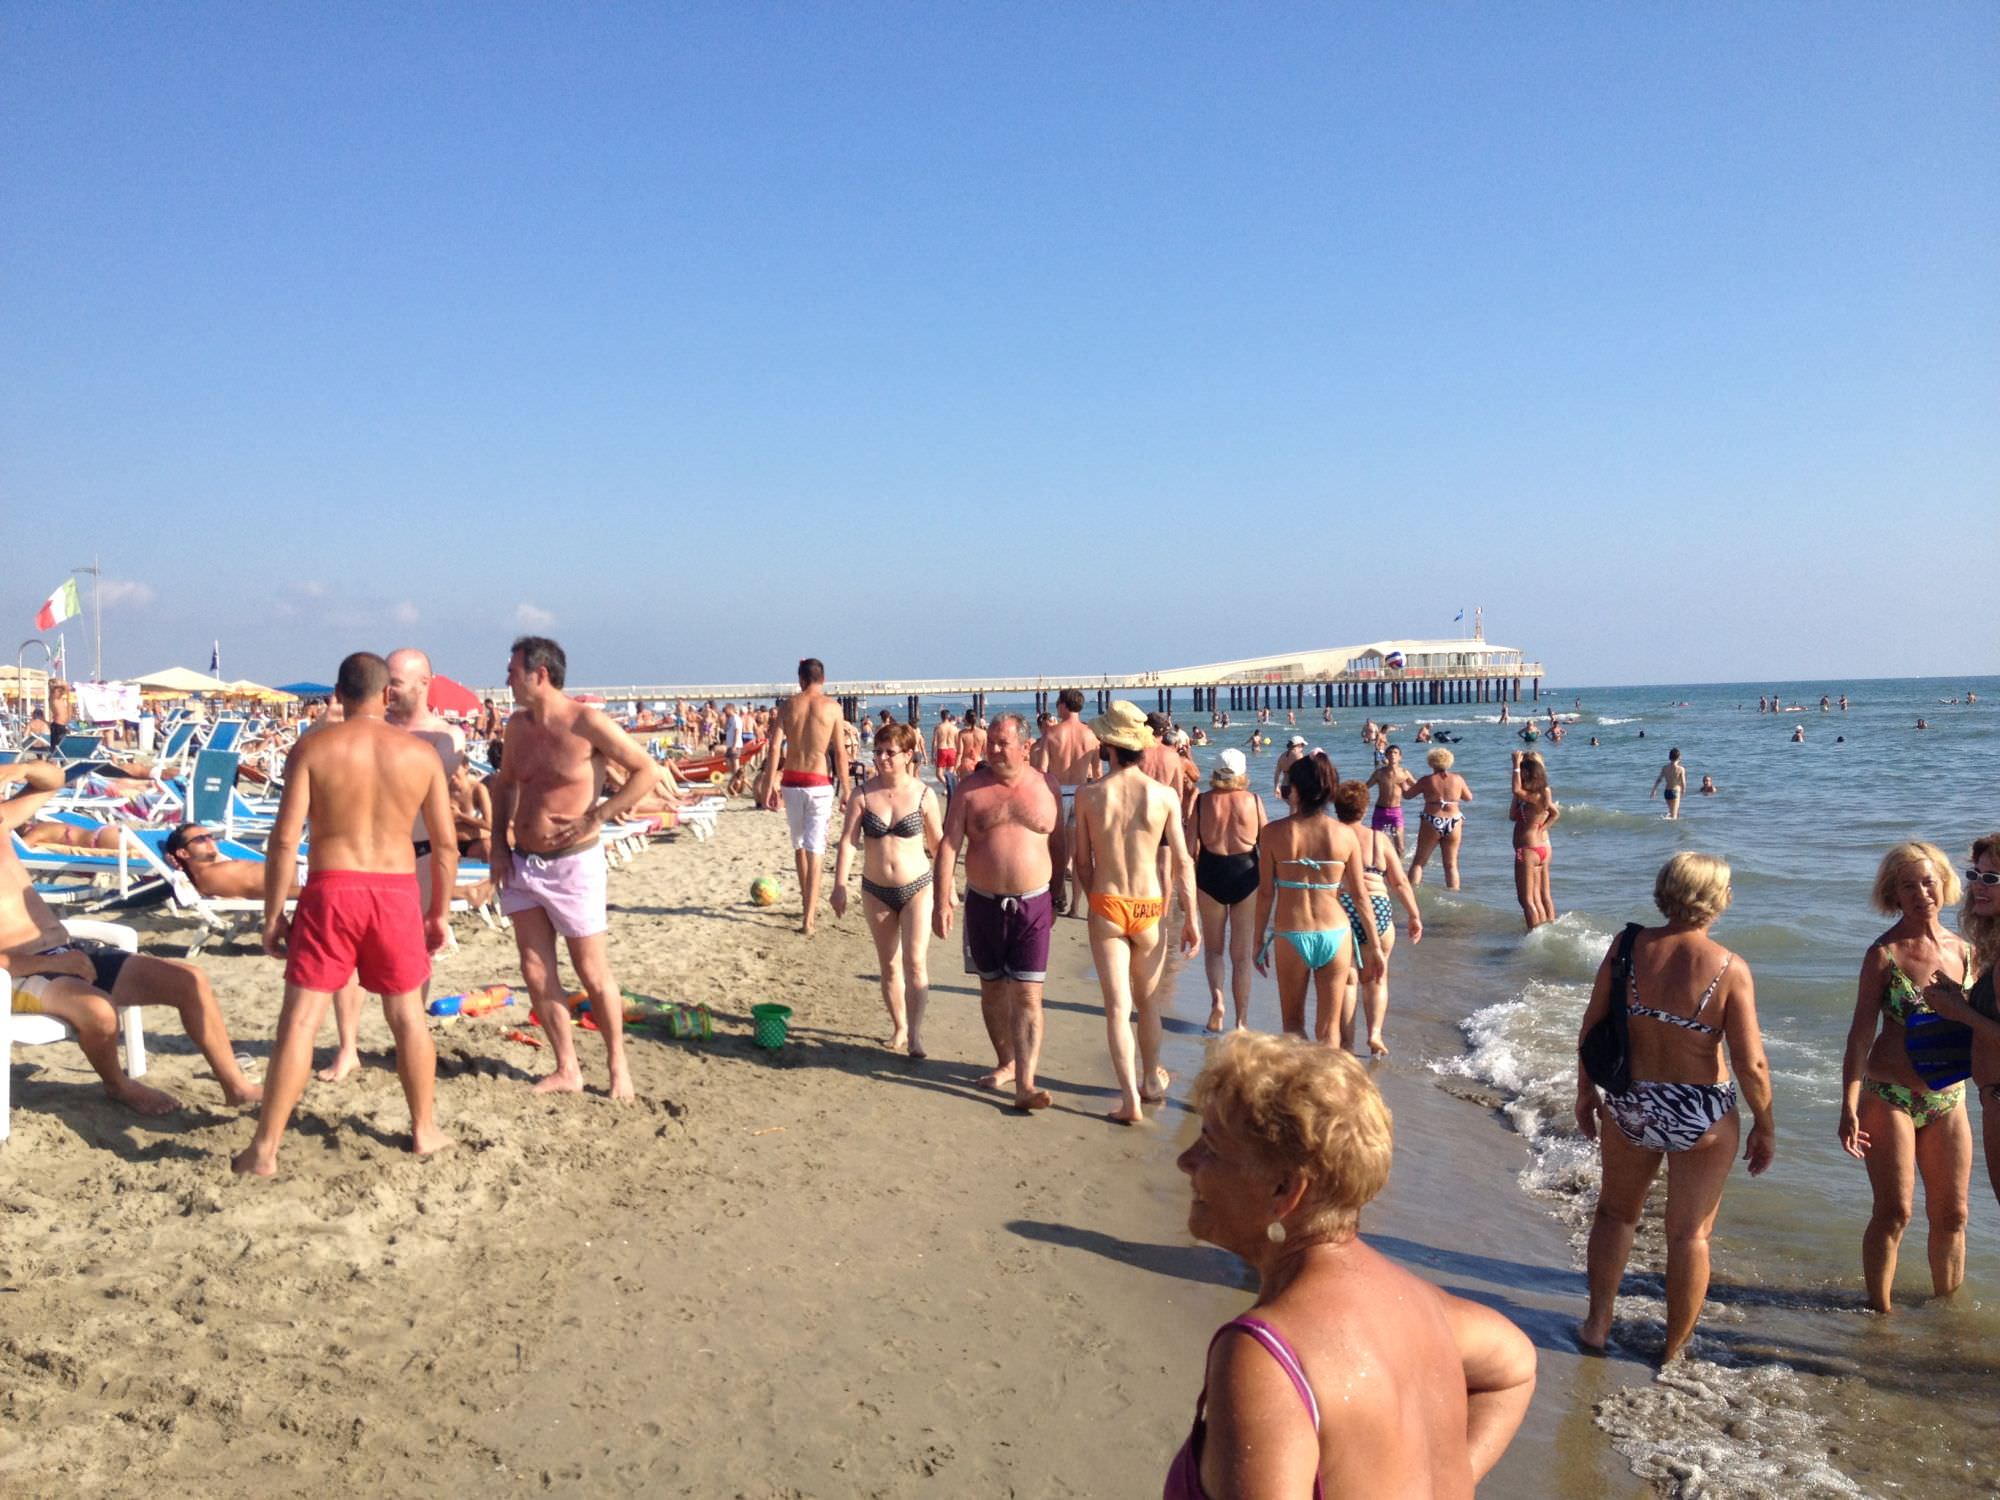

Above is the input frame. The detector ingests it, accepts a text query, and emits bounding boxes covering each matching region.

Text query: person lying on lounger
[2,766,263,1115]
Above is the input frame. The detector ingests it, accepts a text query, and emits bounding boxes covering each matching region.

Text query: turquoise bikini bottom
[1258,925,1351,972]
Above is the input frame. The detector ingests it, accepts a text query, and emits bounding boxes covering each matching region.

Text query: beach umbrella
[134,666,228,693]
[226,679,296,701]
[276,680,334,697]
[427,673,481,717]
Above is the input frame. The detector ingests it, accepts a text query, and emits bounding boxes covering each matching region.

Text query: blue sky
[4,4,1994,690]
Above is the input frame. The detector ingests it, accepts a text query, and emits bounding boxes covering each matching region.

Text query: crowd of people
[8,656,1995,1494]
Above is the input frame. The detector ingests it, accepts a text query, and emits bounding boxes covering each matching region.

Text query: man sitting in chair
[165,823,300,901]
[2,763,263,1116]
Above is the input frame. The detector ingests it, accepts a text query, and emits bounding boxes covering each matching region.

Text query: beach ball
[750,876,781,907]
[1384,650,1407,671]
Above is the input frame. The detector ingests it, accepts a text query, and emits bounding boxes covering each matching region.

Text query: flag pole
[73,556,102,680]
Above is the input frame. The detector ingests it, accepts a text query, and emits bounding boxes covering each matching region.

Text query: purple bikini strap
[1207,1315,1322,1432]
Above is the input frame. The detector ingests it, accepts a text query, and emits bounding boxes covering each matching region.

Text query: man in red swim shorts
[233,651,458,1177]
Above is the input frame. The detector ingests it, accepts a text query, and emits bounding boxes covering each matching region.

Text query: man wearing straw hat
[932,714,1065,1111]
[1073,702,1200,1124]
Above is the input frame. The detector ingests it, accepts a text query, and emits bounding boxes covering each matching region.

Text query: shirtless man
[491,636,657,1100]
[235,653,455,1175]
[933,710,960,796]
[1407,747,1475,890]
[1073,703,1199,1124]
[933,715,1065,1111]
[760,658,850,936]
[1365,745,1416,858]
[311,646,465,1084]
[1650,747,1688,820]
[956,713,987,776]
[1273,735,1307,800]
[1030,688,1100,914]
[2,763,261,1121]
[1138,712,1186,803]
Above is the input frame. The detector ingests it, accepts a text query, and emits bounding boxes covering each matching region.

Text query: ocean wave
[1595,715,1641,725]
[1556,801,1669,834]
[1519,912,1618,981]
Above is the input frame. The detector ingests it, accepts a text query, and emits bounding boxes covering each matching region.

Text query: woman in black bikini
[830,722,943,1056]
[1921,833,2000,1212]
[1190,749,1265,1033]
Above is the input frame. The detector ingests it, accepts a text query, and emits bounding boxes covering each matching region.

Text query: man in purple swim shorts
[1365,744,1415,860]
[933,715,1066,1112]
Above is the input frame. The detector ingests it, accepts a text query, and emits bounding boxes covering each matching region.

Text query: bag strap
[1608,923,1642,1009]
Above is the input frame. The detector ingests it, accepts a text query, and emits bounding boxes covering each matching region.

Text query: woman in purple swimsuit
[1167,1035,1535,1498]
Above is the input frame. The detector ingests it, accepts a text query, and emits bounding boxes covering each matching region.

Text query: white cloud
[300,580,330,598]
[514,603,556,630]
[97,578,156,608]
[391,601,420,625]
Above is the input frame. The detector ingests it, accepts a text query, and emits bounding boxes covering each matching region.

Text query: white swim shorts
[781,781,835,854]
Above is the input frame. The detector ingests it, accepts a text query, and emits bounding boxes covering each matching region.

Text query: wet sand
[4,801,1659,1496]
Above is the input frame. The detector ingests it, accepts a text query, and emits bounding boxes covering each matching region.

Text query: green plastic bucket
[750,1003,793,1049]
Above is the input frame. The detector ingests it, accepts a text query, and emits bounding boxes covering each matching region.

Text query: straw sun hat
[1090,701,1155,752]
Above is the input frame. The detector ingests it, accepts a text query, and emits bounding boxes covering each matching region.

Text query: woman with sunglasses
[1920,835,2000,1210]
[1839,841,1974,1311]
[830,722,942,1057]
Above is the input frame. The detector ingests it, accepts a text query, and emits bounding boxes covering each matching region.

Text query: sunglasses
[1966,868,2000,888]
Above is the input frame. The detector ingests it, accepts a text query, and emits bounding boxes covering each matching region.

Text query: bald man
[318,647,467,1083]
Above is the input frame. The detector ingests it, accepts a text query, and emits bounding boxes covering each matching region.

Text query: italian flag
[35,578,79,631]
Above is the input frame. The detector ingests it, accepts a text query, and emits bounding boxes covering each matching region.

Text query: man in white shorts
[490,636,658,1100]
[761,658,849,936]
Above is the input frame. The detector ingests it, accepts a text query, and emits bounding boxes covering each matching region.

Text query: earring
[1266,1219,1287,1244]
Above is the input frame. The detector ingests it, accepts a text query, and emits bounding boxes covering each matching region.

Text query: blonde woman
[1191,748,1265,1032]
[1168,1035,1535,1495]
[1509,750,1558,929]
[1406,747,1473,889]
[1575,853,1774,1360]
[830,723,942,1056]
[1840,842,1973,1311]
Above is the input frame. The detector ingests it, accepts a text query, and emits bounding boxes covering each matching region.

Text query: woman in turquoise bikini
[1252,756,1373,1042]
[1839,841,1974,1312]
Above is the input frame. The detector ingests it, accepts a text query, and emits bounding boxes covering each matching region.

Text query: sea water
[961,675,1997,1497]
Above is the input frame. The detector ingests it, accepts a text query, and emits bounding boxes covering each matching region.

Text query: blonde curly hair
[1190,1032,1392,1240]
[1870,840,1961,917]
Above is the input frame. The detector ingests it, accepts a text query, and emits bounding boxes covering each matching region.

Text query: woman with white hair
[1576,851,1775,1359]
[1190,748,1265,1032]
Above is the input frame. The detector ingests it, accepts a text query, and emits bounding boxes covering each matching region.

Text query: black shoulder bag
[1579,922,1643,1096]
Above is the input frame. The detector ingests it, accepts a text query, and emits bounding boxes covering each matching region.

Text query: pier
[489,630,1544,722]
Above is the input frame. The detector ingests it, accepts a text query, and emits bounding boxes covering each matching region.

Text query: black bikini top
[861,796,925,841]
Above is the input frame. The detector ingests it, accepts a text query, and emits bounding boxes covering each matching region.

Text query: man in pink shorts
[235,652,458,1176]
[490,635,660,1101]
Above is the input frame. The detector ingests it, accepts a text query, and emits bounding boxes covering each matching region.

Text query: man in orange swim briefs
[233,651,458,1176]
[1073,702,1199,1125]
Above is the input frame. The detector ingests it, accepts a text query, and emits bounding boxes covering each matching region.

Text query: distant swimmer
[236,652,457,1175]
[1699,774,1718,795]
[1364,744,1415,859]
[1321,707,1333,725]
[1588,736,1600,747]
[493,635,658,1100]
[1840,695,1850,711]
[1029,688,1100,915]
[1073,703,1199,1124]
[1414,723,1432,743]
[1499,703,1510,724]
[1821,695,1832,712]
[761,658,851,936]
[1916,718,1929,730]
[1361,718,1378,740]
[1650,747,1688,821]
[932,714,1065,1110]
[1518,725,1540,743]
[1286,710,1296,727]
[1407,748,1473,890]
[1792,725,1806,743]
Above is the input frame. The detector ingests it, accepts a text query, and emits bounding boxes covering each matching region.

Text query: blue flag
[1453,609,1464,623]
[210,641,220,674]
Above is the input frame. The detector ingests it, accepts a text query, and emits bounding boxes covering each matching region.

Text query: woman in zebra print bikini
[1574,852,1777,1362]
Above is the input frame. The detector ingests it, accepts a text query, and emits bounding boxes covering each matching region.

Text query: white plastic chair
[1,919,146,1143]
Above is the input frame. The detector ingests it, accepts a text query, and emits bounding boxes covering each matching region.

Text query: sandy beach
[5,798,1663,1497]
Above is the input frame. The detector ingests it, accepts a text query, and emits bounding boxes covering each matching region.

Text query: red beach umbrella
[427,673,481,717]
